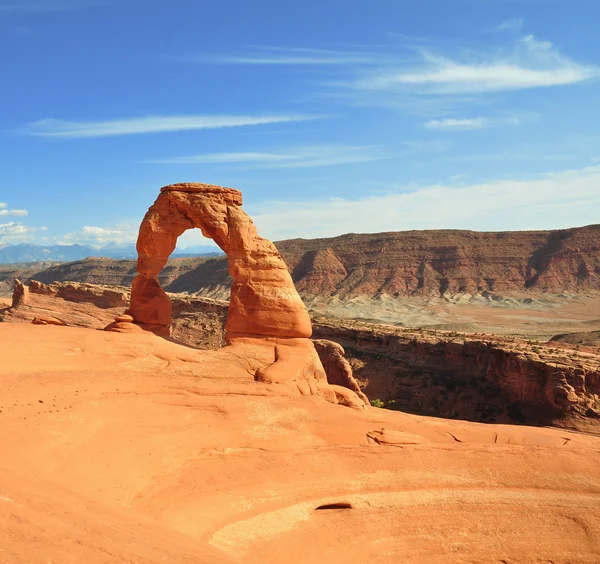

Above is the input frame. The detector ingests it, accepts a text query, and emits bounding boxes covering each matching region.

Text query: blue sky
[1,0,599,248]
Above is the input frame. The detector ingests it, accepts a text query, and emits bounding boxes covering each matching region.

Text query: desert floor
[1,323,599,563]
[308,292,600,338]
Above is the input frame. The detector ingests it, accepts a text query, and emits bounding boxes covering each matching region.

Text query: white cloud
[496,18,524,33]
[0,208,28,216]
[0,202,28,216]
[247,165,600,241]
[424,116,523,130]
[22,114,323,138]
[425,117,490,130]
[196,46,372,65]
[58,222,221,249]
[59,224,138,246]
[0,222,47,243]
[347,35,598,95]
[150,145,384,168]
[0,0,105,12]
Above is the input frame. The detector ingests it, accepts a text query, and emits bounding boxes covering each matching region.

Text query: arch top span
[130,182,313,341]
[160,182,243,205]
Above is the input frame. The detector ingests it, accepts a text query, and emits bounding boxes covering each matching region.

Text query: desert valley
[1,183,599,563]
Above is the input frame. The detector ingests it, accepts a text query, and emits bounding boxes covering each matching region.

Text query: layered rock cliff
[3,224,599,300]
[280,224,600,298]
[312,318,600,431]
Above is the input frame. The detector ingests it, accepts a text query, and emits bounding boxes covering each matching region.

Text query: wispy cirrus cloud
[149,145,384,169]
[344,35,598,96]
[193,46,373,66]
[0,203,28,217]
[0,0,106,12]
[425,117,490,130]
[424,116,523,130]
[496,18,524,33]
[21,114,324,138]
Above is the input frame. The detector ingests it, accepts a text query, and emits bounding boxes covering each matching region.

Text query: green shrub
[370,398,385,408]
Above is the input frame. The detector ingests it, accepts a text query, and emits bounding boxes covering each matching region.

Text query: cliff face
[312,319,600,431]
[279,224,600,298]
[3,225,599,300]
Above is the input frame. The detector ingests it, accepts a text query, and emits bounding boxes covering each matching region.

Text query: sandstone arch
[129,183,366,409]
[130,183,312,340]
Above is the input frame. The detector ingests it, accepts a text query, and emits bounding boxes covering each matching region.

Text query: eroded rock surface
[313,339,369,405]
[12,278,28,307]
[1,280,130,328]
[6,278,599,429]
[313,318,600,432]
[131,183,311,339]
[129,183,363,407]
[1,323,600,564]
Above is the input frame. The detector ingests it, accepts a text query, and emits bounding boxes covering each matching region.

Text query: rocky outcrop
[129,183,365,408]
[550,330,600,349]
[1,280,129,329]
[32,316,67,326]
[104,313,144,334]
[27,279,130,308]
[313,318,600,430]
[131,183,311,339]
[12,279,28,308]
[313,339,369,405]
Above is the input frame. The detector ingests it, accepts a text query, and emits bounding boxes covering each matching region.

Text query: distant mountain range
[0,243,222,264]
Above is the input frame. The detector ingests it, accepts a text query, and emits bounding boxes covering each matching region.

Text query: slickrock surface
[1,280,130,328]
[1,323,600,563]
[4,280,599,431]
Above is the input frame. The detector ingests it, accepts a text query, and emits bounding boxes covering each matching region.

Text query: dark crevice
[315,502,352,511]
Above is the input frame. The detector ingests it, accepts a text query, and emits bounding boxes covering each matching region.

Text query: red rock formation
[12,279,28,307]
[130,183,311,339]
[29,280,57,295]
[280,225,600,298]
[2,280,129,329]
[313,339,369,405]
[130,183,363,406]
[313,318,600,430]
